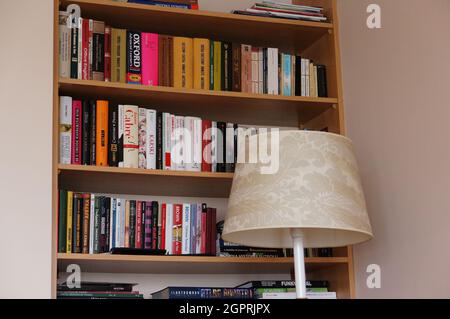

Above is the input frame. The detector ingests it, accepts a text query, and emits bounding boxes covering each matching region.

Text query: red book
[71,100,82,165]
[81,19,90,80]
[135,201,142,248]
[200,203,207,254]
[161,203,166,251]
[104,25,111,82]
[172,204,183,255]
[201,120,212,172]
[141,33,158,86]
[210,208,217,256]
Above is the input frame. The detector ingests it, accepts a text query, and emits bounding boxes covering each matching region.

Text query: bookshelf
[52,0,353,299]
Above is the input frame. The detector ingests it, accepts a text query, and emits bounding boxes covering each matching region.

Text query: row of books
[59,96,240,172]
[233,1,327,22]
[57,281,143,299]
[58,13,328,97]
[58,191,218,256]
[151,280,336,299]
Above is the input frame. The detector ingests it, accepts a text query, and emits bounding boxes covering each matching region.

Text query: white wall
[0,0,54,298]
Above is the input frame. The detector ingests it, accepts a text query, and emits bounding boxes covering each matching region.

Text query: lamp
[222,130,373,299]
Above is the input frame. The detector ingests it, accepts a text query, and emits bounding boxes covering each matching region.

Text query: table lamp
[222,130,373,299]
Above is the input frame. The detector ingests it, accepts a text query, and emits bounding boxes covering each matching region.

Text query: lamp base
[291,229,306,299]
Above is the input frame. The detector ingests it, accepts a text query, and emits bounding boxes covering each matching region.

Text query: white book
[138,108,147,169]
[181,204,191,254]
[267,48,279,95]
[59,96,72,164]
[109,198,115,249]
[195,203,202,254]
[304,58,310,97]
[226,123,235,168]
[261,292,337,299]
[184,117,195,171]
[58,11,71,78]
[118,105,124,167]
[258,48,264,94]
[165,203,173,254]
[117,198,125,248]
[77,17,83,79]
[211,121,217,172]
[163,113,172,170]
[190,117,202,172]
[174,116,185,171]
[146,109,157,169]
[89,194,95,254]
[170,114,177,170]
[123,105,139,168]
[251,48,259,94]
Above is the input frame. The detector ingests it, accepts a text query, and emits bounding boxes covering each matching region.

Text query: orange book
[193,38,210,90]
[96,100,109,166]
[173,37,193,89]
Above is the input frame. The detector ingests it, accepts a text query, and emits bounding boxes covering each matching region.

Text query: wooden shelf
[57,253,348,274]
[59,79,337,127]
[59,0,332,53]
[58,164,234,198]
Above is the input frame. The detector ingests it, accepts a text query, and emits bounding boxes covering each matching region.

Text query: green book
[58,190,67,253]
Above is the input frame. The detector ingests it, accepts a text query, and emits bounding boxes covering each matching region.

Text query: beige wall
[0,0,53,298]
[338,0,450,298]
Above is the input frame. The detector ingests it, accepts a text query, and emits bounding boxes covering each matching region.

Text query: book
[82,193,90,253]
[138,108,147,169]
[267,48,278,94]
[89,100,97,165]
[163,113,172,169]
[104,26,111,81]
[211,122,217,172]
[151,287,253,299]
[77,17,83,79]
[89,194,95,253]
[72,193,82,253]
[126,31,142,84]
[111,28,126,83]
[216,122,226,172]
[158,35,173,87]
[157,202,163,249]
[71,100,82,165]
[251,47,259,93]
[237,280,329,289]
[193,38,210,90]
[160,203,167,250]
[66,191,73,253]
[221,42,232,91]
[225,123,236,172]
[209,41,214,90]
[151,201,159,249]
[200,203,207,254]
[108,104,119,166]
[59,96,72,164]
[173,37,193,89]
[260,292,336,299]
[81,101,90,165]
[58,281,137,292]
[59,11,71,78]
[57,291,144,299]
[96,100,109,166]
[156,112,163,169]
[129,200,136,248]
[213,41,221,91]
[123,105,139,168]
[124,200,130,248]
[317,64,328,97]
[118,105,124,167]
[81,18,91,80]
[70,16,80,79]
[241,44,252,92]
[181,204,191,254]
[146,109,157,169]
[58,190,67,253]
[141,33,159,86]
[127,0,195,9]
[201,120,212,172]
[144,201,152,249]
[92,20,105,81]
[231,43,241,92]
[172,204,183,255]
[110,198,116,249]
[135,201,142,249]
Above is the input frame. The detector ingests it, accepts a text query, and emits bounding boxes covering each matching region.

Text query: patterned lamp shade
[222,130,373,248]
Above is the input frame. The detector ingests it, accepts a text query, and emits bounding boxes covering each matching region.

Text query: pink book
[141,33,159,86]
[71,100,82,165]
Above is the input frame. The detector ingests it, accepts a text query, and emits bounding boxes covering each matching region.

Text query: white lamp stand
[291,229,306,299]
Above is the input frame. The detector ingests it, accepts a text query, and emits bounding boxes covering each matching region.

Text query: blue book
[151,287,253,299]
[127,0,190,9]
[282,53,292,96]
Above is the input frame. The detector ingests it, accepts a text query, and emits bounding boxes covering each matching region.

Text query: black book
[104,197,111,252]
[216,122,226,172]
[72,193,81,253]
[221,42,233,91]
[108,104,119,166]
[263,48,268,94]
[295,55,302,96]
[81,101,90,165]
[156,112,163,169]
[57,281,137,292]
[70,18,79,79]
[140,201,146,247]
[151,201,159,249]
[317,64,328,97]
[225,123,237,173]
[99,197,108,252]
[89,100,97,165]
[129,200,136,249]
[93,196,103,254]
[126,30,142,84]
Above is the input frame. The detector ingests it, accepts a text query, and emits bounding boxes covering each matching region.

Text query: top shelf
[59,0,333,53]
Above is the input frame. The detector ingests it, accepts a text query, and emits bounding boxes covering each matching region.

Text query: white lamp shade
[222,130,373,249]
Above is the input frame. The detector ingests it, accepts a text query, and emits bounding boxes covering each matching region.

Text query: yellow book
[213,41,221,91]
[111,28,126,83]
[309,62,315,97]
[66,191,73,253]
[173,37,193,89]
[193,38,210,90]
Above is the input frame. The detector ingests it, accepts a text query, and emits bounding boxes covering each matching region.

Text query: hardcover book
[172,204,183,255]
[104,26,112,81]
[96,100,109,166]
[126,31,142,84]
[71,100,82,165]
[59,96,72,164]
[193,38,210,90]
[138,108,147,169]
[173,37,193,89]
[141,33,159,86]
[81,101,90,165]
[111,28,126,83]
[59,11,71,78]
[123,105,139,168]
[108,104,119,167]
[146,109,157,169]
[92,20,105,81]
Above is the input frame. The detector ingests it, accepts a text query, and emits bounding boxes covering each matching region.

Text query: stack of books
[58,192,218,256]
[57,281,143,299]
[124,0,199,10]
[237,280,337,299]
[59,12,327,97]
[59,97,246,173]
[151,287,253,299]
[232,1,327,22]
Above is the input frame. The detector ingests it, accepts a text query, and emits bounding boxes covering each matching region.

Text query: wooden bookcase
[52,0,354,299]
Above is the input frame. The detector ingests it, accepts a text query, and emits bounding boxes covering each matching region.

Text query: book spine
[251,47,259,94]
[81,101,90,165]
[205,206,211,255]
[210,208,217,256]
[135,201,142,248]
[105,197,111,252]
[160,203,166,250]
[104,26,111,81]
[259,48,264,94]
[282,54,291,96]
[117,199,125,248]
[73,193,82,253]
[96,100,109,166]
[124,201,130,248]
[111,28,126,83]
[211,121,217,172]
[170,115,177,170]
[89,100,96,165]
[190,204,196,253]
[82,193,90,254]
[151,201,159,249]
[213,41,221,91]
[163,112,172,170]
[99,197,107,252]
[59,12,71,78]
[123,105,139,168]
[141,33,159,86]
[59,96,72,164]
[144,201,152,249]
[129,200,136,248]
[146,109,157,169]
[58,190,67,253]
[110,198,116,249]
[70,17,79,79]
[66,191,73,253]
[267,48,278,94]
[225,123,235,172]
[81,18,90,80]
[173,37,193,89]
[174,116,185,170]
[309,62,315,97]
[89,194,95,253]
[263,48,268,94]
[118,105,124,167]
[216,122,226,172]
[317,65,328,97]
[165,204,173,253]
[126,31,142,84]
[231,43,241,92]
[77,18,83,79]
[209,40,214,90]
[157,201,163,249]
[138,108,147,169]
[201,120,212,172]
[158,35,166,86]
[193,38,210,90]
[156,112,163,169]
[193,118,202,172]
[140,201,146,247]
[71,100,82,165]
[195,203,202,254]
[200,203,207,254]
[241,45,252,93]
[108,104,119,166]
[92,21,105,81]
[172,204,183,255]
[88,19,93,79]
[182,203,191,254]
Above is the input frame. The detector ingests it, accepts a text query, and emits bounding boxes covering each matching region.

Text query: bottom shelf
[57,254,348,274]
